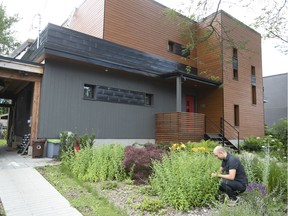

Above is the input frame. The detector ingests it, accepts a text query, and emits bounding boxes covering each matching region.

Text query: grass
[0,139,6,147]
[36,165,127,216]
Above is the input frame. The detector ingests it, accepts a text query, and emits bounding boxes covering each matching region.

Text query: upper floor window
[232,48,238,80]
[168,41,190,57]
[251,66,256,85]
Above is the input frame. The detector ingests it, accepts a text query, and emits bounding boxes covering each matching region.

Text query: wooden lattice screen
[155,112,205,144]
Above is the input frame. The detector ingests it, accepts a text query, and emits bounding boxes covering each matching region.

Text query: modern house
[263,73,288,127]
[0,0,264,149]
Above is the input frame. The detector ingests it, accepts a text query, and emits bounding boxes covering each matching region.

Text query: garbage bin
[32,139,46,158]
[47,139,61,158]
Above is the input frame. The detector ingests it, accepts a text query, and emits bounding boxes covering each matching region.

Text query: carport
[0,56,43,147]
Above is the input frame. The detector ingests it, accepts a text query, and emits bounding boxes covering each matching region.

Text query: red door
[186,96,194,112]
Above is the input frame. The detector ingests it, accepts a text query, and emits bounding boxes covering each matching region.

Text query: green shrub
[240,152,287,194]
[150,151,220,211]
[267,118,287,146]
[84,144,127,182]
[242,136,263,152]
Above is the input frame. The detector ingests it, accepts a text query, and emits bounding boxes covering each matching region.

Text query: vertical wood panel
[30,80,41,140]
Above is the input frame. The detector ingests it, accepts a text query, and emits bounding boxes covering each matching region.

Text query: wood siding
[197,14,223,81]
[155,112,205,143]
[66,0,197,67]
[62,0,105,38]
[221,12,264,138]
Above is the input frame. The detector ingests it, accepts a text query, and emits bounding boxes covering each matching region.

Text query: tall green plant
[150,151,220,211]
[84,144,127,182]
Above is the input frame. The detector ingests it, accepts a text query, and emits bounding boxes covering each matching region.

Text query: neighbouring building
[263,73,288,127]
[0,0,264,149]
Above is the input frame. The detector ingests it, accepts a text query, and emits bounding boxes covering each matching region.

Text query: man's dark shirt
[221,152,248,185]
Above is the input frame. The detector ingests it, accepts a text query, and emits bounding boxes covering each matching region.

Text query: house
[263,73,288,127]
[0,0,264,149]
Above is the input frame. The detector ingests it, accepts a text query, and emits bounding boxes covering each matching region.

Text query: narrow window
[251,66,256,85]
[233,69,238,80]
[252,86,257,104]
[84,84,95,99]
[234,105,239,126]
[233,48,238,80]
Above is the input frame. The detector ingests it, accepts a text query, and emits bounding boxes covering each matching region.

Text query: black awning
[159,71,221,87]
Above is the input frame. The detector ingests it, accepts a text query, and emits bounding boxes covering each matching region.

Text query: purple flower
[246,182,266,196]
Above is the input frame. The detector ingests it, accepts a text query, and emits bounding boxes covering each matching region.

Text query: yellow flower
[180,144,186,149]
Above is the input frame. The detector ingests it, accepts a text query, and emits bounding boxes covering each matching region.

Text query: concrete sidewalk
[0,146,82,216]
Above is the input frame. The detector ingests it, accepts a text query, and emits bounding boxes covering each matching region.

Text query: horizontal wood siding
[221,12,264,138]
[197,13,223,81]
[63,0,105,38]
[155,112,205,143]
[197,88,223,133]
[104,0,196,67]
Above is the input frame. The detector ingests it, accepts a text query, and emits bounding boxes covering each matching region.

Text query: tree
[166,0,288,55]
[0,3,19,55]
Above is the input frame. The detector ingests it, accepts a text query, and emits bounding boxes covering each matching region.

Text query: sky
[1,0,287,77]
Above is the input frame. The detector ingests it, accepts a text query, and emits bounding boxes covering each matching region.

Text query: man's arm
[217,169,236,180]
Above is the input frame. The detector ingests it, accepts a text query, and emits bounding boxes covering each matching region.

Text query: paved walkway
[0,146,82,216]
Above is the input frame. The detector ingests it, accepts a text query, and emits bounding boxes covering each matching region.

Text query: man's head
[213,146,227,160]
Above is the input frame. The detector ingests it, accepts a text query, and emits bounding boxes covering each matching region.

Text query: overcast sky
[1,0,287,77]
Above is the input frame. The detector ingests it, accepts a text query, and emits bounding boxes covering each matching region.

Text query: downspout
[176,76,182,112]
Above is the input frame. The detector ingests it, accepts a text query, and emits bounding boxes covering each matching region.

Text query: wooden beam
[30,80,41,141]
[0,59,43,74]
[0,69,41,82]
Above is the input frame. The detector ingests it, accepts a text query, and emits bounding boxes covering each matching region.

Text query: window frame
[234,105,240,127]
[167,40,190,57]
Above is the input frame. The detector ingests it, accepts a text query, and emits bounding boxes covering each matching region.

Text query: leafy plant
[122,145,165,184]
[84,144,127,182]
[134,197,165,212]
[150,151,220,210]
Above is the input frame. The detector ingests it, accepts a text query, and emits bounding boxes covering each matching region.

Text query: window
[83,84,153,106]
[234,105,239,126]
[251,66,256,85]
[233,69,238,80]
[145,94,153,106]
[252,86,257,104]
[84,84,95,99]
[233,48,238,80]
[168,41,190,57]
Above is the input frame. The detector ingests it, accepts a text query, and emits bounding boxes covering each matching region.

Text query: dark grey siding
[38,59,182,139]
[14,83,33,136]
[264,73,288,127]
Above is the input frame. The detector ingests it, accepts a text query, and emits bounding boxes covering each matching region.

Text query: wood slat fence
[155,112,205,144]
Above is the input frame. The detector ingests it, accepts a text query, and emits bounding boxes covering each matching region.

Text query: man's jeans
[219,179,246,200]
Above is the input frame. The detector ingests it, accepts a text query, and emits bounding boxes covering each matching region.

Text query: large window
[234,105,239,127]
[168,41,190,57]
[233,48,238,80]
[83,84,153,106]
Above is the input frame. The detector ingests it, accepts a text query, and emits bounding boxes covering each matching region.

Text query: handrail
[205,116,223,135]
[204,116,240,152]
[220,118,240,151]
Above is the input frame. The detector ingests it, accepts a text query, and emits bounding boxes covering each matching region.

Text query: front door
[186,96,194,112]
